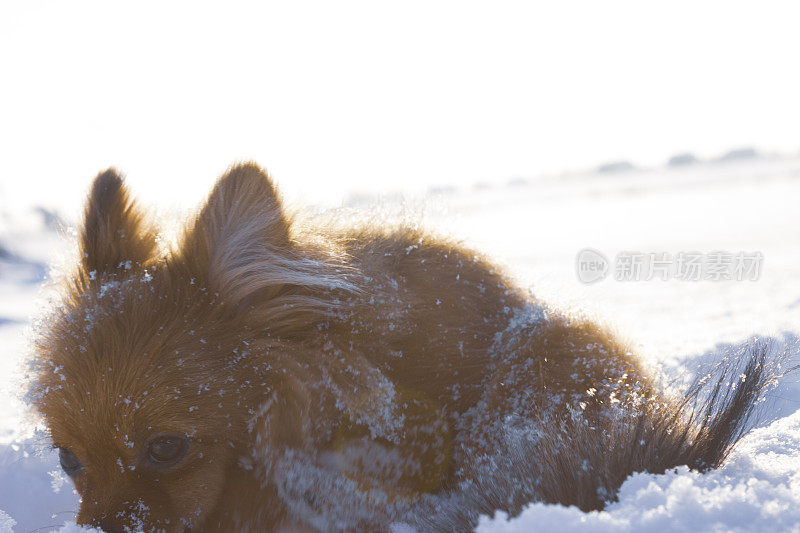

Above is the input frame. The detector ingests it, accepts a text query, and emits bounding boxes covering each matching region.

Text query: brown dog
[31,163,769,532]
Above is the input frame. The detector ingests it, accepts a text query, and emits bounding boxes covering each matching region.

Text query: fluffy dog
[31,163,770,532]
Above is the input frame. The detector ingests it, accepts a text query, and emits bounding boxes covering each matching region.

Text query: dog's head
[31,165,341,531]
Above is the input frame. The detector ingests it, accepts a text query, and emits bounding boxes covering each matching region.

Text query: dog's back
[296,224,772,529]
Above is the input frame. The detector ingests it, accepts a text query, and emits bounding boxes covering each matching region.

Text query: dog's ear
[181,163,293,306]
[80,169,157,276]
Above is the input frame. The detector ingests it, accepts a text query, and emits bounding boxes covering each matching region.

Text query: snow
[479,410,800,533]
[1,156,800,531]
[393,331,799,533]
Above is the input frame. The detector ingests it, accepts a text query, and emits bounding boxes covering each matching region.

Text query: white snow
[478,410,800,533]
[1,156,799,532]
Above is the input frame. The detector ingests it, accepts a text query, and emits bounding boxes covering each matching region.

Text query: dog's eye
[145,435,188,467]
[58,447,83,476]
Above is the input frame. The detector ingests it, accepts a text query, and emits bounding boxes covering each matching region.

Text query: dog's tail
[406,342,784,532]
[533,341,782,512]
[630,344,772,473]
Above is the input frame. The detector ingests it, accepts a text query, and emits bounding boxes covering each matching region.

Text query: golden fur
[31,164,770,532]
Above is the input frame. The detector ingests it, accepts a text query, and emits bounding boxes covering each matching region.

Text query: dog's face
[31,165,325,531]
[37,274,258,531]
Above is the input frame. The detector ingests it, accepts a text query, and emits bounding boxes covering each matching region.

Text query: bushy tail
[406,343,783,531]
[534,342,778,512]
[636,344,771,473]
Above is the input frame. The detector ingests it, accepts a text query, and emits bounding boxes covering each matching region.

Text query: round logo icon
[576,248,609,284]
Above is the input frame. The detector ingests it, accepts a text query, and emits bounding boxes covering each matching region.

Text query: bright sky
[1,0,799,213]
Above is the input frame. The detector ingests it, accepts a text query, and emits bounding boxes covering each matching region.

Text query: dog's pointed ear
[80,169,157,275]
[181,163,292,304]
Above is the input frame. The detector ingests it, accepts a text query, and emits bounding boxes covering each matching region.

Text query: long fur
[30,163,777,532]
[405,345,775,531]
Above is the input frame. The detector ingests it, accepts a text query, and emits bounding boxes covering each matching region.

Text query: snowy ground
[1,157,799,532]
